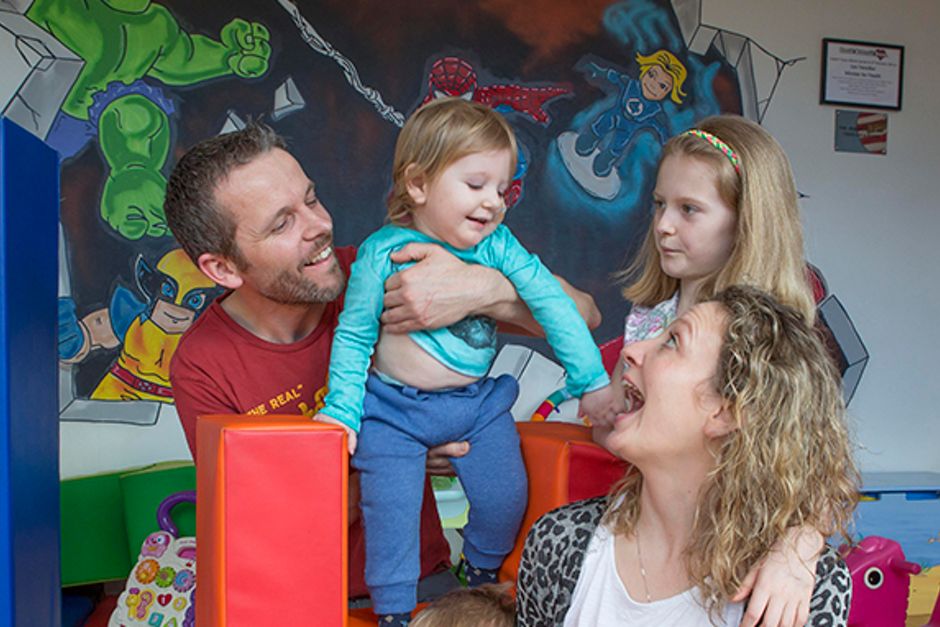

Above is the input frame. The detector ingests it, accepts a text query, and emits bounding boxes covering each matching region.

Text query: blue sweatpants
[351,373,528,615]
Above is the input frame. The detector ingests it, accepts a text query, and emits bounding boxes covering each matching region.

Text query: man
[164,122,600,602]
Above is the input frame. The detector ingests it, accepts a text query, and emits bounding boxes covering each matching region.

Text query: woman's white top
[563,522,745,627]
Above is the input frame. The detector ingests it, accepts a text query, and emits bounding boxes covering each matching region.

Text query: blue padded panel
[0,118,60,625]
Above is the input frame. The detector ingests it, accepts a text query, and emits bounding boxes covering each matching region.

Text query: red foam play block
[197,415,348,626]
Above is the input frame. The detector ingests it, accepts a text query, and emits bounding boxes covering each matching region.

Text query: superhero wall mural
[0,0,799,474]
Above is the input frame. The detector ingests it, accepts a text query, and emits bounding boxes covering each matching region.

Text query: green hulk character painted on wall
[28,0,271,240]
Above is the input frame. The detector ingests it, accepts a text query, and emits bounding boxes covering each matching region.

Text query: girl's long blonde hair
[604,285,858,617]
[621,115,816,323]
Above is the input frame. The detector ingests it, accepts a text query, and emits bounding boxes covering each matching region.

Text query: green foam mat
[60,460,196,586]
[60,472,131,586]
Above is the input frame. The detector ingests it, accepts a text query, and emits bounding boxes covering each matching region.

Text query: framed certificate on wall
[821,38,904,110]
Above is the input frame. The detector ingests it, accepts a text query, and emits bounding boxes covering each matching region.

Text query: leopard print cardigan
[516,497,852,626]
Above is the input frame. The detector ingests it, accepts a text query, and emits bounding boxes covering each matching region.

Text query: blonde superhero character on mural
[574,49,688,177]
[58,249,220,402]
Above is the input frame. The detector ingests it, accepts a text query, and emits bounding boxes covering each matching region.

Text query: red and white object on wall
[856,112,888,154]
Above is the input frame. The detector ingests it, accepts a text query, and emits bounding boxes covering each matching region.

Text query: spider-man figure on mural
[421,56,569,207]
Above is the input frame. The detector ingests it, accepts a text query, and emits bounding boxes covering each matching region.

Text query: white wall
[706,0,940,472]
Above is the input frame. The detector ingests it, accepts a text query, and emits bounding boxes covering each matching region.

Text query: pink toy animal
[844,536,921,626]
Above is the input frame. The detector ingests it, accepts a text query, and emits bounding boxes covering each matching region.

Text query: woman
[517,286,858,626]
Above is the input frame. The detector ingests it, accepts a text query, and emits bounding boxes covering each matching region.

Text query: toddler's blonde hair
[388,98,517,226]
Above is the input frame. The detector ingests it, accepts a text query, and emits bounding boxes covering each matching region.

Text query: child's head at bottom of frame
[410,582,515,627]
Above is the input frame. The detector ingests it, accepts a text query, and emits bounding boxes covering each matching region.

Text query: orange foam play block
[500,422,627,581]
[197,415,348,626]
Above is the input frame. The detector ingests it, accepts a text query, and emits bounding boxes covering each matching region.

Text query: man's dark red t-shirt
[170,245,451,597]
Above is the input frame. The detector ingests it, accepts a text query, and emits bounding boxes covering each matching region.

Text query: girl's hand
[735,525,823,627]
[578,384,619,427]
[590,359,626,447]
[313,413,358,455]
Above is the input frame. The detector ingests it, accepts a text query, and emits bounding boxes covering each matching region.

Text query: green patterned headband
[684,129,741,173]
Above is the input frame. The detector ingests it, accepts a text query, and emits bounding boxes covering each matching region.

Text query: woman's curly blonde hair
[604,285,858,616]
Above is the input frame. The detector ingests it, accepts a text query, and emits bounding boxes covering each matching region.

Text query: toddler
[315,97,615,625]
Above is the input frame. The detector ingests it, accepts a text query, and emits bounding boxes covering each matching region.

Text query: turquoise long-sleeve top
[321,224,609,431]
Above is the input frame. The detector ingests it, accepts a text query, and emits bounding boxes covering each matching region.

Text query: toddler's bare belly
[373,331,479,390]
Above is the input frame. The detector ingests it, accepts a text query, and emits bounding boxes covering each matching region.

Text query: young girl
[315,98,616,625]
[603,115,826,626]
[619,114,815,340]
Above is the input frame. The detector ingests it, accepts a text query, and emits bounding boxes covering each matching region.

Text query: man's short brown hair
[164,122,287,269]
